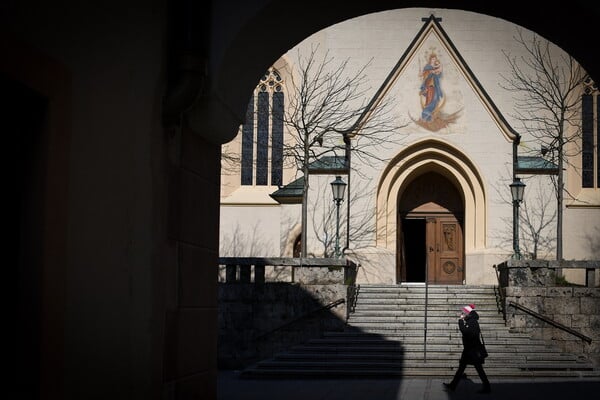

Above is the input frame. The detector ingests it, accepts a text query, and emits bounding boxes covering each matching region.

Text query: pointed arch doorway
[397,171,465,285]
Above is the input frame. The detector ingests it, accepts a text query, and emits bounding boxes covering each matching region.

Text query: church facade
[220,9,600,286]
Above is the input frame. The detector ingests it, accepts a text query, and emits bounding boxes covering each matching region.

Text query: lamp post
[509,177,526,259]
[330,176,347,258]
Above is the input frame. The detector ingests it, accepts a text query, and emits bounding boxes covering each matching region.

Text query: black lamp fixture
[509,177,526,259]
[510,177,525,203]
[330,176,347,257]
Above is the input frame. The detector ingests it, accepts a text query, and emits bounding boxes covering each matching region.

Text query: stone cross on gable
[422,15,442,22]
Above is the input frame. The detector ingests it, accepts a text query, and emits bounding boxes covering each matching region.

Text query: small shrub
[553,274,577,287]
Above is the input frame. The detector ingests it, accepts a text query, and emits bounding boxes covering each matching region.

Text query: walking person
[443,304,491,394]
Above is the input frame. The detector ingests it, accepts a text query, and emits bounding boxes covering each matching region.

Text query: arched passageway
[4,1,600,399]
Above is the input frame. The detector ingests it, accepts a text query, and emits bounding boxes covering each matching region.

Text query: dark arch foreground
[217,0,600,132]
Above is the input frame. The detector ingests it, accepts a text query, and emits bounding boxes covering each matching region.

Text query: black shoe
[477,386,491,394]
[461,373,468,379]
[443,383,455,392]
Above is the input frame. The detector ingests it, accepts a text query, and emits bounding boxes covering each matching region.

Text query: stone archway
[376,139,486,283]
[208,4,600,398]
[3,2,600,399]
[209,3,600,399]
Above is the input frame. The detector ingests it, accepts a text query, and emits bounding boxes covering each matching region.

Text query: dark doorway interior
[6,74,48,399]
[402,218,426,282]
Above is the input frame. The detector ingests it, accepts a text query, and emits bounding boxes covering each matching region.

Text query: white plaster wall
[346,247,396,284]
[466,252,510,285]
[220,205,282,256]
[564,207,600,260]
[280,203,302,256]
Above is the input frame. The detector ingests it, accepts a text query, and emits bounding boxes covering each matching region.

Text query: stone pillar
[165,124,220,398]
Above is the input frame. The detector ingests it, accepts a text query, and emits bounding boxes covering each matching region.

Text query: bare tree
[520,181,557,259]
[283,45,408,257]
[220,148,240,175]
[500,29,589,260]
[494,172,557,260]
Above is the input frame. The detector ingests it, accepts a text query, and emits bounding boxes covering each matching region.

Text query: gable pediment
[355,14,520,142]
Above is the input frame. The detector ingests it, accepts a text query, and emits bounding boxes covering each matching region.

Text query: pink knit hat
[462,304,475,314]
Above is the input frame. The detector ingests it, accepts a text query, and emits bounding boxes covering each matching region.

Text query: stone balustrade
[217,257,359,369]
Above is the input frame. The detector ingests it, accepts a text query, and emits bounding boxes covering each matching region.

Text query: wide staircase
[240,284,599,378]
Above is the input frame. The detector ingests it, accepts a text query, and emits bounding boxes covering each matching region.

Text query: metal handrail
[508,301,592,344]
[346,284,360,320]
[254,298,346,340]
[493,264,507,320]
[424,253,429,362]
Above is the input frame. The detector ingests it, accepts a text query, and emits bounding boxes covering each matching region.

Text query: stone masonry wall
[218,263,354,369]
[499,260,600,367]
[505,286,600,366]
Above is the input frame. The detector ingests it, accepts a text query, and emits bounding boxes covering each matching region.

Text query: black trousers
[449,360,490,389]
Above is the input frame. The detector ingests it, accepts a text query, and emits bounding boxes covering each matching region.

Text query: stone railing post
[586,268,596,288]
[225,264,237,283]
[255,265,265,285]
[239,265,251,283]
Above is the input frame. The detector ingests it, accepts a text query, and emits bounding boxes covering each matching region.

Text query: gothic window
[240,67,284,186]
[582,77,599,188]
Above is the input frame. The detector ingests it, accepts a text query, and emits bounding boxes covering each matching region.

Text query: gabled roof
[307,155,349,175]
[270,156,349,204]
[350,14,521,143]
[516,156,559,175]
[270,176,304,204]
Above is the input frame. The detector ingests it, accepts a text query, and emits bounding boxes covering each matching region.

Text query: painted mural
[413,49,462,131]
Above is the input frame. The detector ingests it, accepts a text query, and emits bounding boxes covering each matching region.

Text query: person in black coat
[443,304,491,394]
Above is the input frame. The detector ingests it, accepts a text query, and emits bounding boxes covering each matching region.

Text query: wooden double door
[399,214,464,284]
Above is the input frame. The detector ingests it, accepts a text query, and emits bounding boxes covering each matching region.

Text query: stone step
[357,284,497,290]
[282,345,587,358]
[316,336,553,347]
[239,284,599,379]
[344,328,512,336]
[347,313,505,321]
[352,301,500,307]
[278,351,587,363]
[354,303,499,310]
[324,330,531,339]
[248,359,596,371]
[355,290,499,297]
[345,322,508,330]
[241,366,600,379]
[292,344,561,355]
[306,336,552,346]
[351,304,500,310]
[345,329,512,338]
[354,299,499,307]
[346,319,506,326]
[356,287,497,293]
[355,289,497,295]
